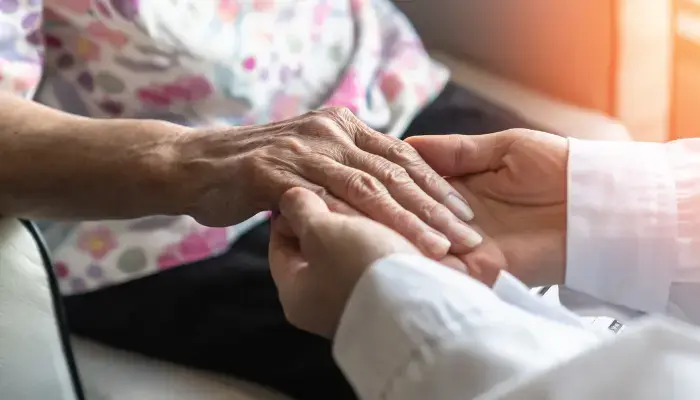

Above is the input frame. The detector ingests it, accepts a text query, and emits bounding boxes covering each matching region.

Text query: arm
[334,254,700,399]
[566,138,700,323]
[0,92,479,258]
[0,93,192,220]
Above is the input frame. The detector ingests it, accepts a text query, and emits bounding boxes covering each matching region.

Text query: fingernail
[418,231,451,258]
[451,222,483,248]
[445,193,474,222]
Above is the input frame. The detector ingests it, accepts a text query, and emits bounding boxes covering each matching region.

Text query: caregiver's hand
[180,107,481,259]
[407,130,568,286]
[269,187,424,338]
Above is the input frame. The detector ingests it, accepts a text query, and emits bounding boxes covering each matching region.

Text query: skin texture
[269,187,422,338]
[0,94,480,259]
[268,130,570,339]
[177,107,482,258]
[407,130,568,287]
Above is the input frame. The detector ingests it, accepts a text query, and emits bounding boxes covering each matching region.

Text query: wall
[394,0,616,115]
[614,0,671,142]
[394,0,672,142]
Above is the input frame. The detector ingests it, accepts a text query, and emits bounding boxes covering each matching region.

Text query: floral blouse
[1,0,449,295]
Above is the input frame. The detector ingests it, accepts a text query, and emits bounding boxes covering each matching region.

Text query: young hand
[269,187,437,338]
[407,130,568,287]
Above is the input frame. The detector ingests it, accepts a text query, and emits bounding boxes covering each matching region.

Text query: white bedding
[72,288,633,400]
[71,338,289,400]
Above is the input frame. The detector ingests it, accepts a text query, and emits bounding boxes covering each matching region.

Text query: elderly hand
[176,107,481,259]
[406,130,568,287]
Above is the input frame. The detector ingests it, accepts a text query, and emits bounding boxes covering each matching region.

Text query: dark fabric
[64,82,535,400]
[403,81,537,137]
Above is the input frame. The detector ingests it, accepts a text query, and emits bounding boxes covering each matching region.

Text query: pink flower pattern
[25,0,449,294]
[54,262,70,279]
[85,21,129,49]
[156,245,183,270]
[323,68,360,114]
[157,228,229,270]
[75,37,101,62]
[252,0,275,12]
[61,0,92,14]
[218,0,239,22]
[76,226,118,260]
[379,72,404,103]
[270,93,301,121]
[137,76,213,108]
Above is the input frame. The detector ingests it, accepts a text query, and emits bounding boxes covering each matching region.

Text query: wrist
[120,119,200,217]
[0,94,196,219]
[71,117,194,219]
[51,118,193,219]
[167,126,247,221]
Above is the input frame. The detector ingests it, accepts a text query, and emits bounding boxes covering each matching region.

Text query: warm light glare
[678,12,700,42]
[673,1,700,139]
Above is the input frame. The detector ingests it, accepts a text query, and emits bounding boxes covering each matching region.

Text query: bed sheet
[72,338,289,400]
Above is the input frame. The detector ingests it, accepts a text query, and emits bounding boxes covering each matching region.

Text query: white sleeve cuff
[331,253,494,399]
[333,254,603,399]
[565,138,678,313]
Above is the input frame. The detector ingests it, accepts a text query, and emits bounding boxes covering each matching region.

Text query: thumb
[405,131,517,176]
[279,187,332,238]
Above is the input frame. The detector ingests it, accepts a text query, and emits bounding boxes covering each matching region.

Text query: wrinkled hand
[177,107,481,259]
[269,187,423,338]
[407,130,568,287]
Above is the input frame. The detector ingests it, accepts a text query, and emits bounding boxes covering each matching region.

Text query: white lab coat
[331,138,700,399]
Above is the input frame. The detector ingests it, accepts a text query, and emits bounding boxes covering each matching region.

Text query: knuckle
[324,106,356,121]
[380,163,413,187]
[299,114,343,139]
[278,136,311,154]
[385,138,420,164]
[307,185,330,201]
[345,171,386,202]
[305,108,328,119]
[387,209,420,234]
[321,106,363,137]
[417,200,446,222]
[420,171,442,191]
[455,135,475,167]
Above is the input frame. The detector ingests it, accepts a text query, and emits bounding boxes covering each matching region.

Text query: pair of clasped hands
[269,128,569,339]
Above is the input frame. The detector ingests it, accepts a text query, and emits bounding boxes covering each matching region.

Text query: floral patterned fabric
[4,0,449,295]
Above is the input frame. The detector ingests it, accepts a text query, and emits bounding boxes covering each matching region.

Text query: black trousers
[64,83,535,399]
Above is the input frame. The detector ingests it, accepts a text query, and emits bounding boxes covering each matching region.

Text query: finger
[342,150,482,252]
[268,216,308,290]
[272,210,295,239]
[301,157,451,259]
[278,187,332,238]
[457,239,507,288]
[404,132,517,177]
[353,129,475,223]
[440,254,468,274]
[272,172,361,217]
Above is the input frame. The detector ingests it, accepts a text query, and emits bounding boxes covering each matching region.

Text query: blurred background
[395,0,685,142]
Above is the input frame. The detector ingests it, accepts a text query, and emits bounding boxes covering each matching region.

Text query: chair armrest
[433,52,632,141]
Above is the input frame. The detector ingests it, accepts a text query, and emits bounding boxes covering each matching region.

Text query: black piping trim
[20,219,86,400]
